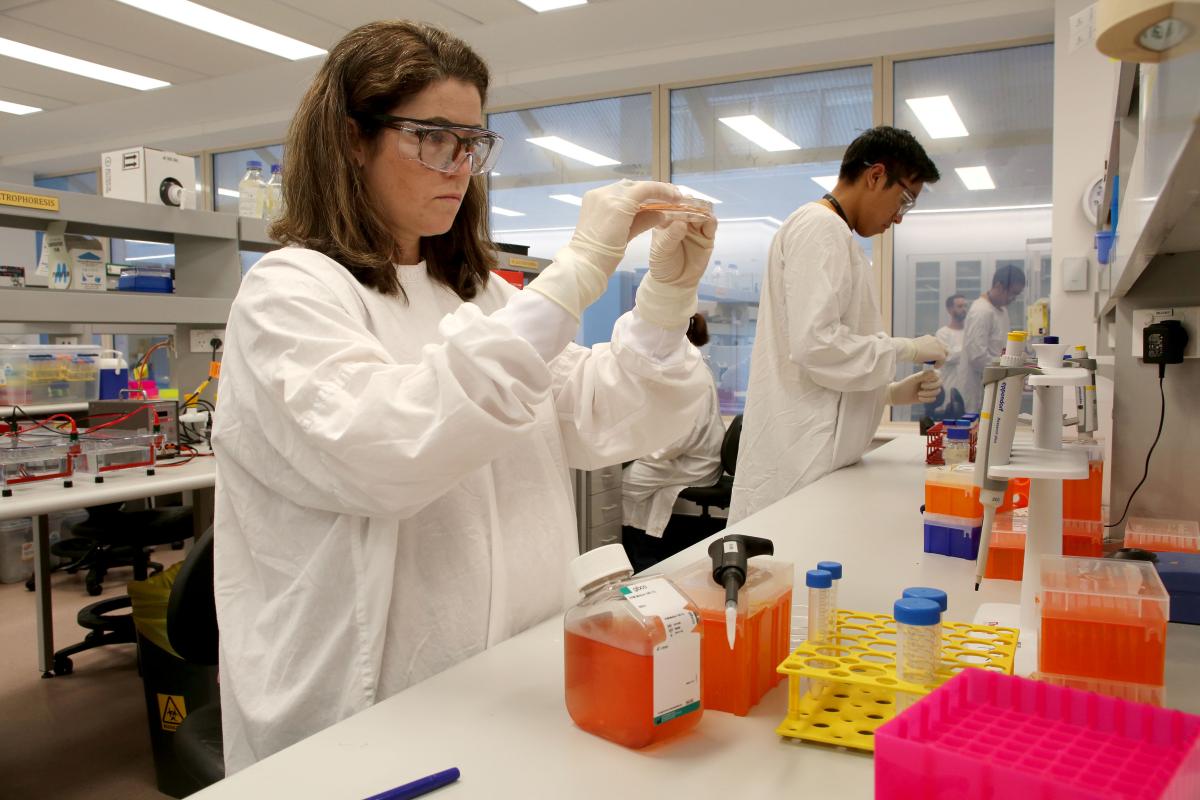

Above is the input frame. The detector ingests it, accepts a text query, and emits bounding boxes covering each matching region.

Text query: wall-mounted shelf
[0,288,232,325]
[1099,51,1200,318]
[0,181,235,242]
[238,216,276,251]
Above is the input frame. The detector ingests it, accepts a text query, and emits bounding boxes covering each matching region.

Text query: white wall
[1051,0,1120,351]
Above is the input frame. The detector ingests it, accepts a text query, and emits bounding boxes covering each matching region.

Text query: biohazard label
[157,694,187,732]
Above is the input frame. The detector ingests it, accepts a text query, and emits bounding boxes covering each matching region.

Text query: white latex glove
[635,217,719,329]
[887,369,942,405]
[526,180,682,320]
[895,334,948,367]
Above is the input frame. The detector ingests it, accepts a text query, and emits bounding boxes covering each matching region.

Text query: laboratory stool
[60,504,193,596]
[167,526,224,788]
[51,596,136,676]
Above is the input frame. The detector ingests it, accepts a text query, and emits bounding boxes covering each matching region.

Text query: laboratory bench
[193,435,1199,799]
[0,456,216,675]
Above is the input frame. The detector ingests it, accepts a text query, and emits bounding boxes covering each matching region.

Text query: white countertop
[0,455,215,519]
[193,436,1198,799]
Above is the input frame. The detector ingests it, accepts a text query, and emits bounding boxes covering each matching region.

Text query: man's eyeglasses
[371,114,503,176]
[864,161,918,217]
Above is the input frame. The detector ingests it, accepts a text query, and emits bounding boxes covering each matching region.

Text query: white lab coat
[212,247,707,774]
[729,204,904,524]
[953,295,1010,412]
[622,374,724,537]
[934,325,964,413]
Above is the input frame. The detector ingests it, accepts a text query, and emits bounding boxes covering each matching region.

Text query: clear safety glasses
[372,114,504,175]
[864,161,919,217]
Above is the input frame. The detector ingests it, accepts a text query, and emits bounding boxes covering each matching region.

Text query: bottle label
[619,578,701,725]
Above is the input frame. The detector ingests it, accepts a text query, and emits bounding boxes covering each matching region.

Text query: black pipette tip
[974,581,981,592]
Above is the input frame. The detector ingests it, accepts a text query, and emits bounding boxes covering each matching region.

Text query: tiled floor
[0,544,188,799]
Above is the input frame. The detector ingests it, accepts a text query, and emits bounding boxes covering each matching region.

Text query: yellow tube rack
[775,609,1018,752]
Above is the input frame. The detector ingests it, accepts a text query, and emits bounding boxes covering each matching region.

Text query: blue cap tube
[816,561,842,580]
[902,587,948,613]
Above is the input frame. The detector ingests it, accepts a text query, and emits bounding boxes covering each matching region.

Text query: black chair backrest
[167,527,218,666]
[721,414,743,477]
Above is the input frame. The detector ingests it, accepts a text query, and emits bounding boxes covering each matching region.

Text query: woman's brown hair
[270,20,495,299]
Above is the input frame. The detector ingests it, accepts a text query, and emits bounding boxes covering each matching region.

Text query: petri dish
[638,197,715,223]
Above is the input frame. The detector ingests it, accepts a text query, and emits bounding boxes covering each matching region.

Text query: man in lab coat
[729,126,946,523]
[934,293,968,417]
[953,264,1026,413]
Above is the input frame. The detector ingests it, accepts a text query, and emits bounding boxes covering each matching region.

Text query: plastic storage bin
[1154,552,1200,624]
[875,669,1200,800]
[1125,517,1200,554]
[1039,556,1169,686]
[118,265,173,293]
[669,556,792,716]
[0,344,101,405]
[924,513,983,560]
[0,517,33,584]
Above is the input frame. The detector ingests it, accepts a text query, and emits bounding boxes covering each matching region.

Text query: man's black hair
[992,264,1026,290]
[944,293,966,311]
[839,126,941,185]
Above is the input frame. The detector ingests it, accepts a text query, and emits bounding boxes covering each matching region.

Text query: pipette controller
[708,534,774,649]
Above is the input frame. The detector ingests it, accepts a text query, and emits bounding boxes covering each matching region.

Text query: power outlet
[50,335,80,345]
[1131,307,1200,359]
[189,328,226,354]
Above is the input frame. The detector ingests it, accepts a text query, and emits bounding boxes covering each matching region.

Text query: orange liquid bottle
[564,545,703,749]
[671,550,793,716]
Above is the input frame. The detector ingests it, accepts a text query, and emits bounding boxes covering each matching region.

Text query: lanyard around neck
[822,193,850,228]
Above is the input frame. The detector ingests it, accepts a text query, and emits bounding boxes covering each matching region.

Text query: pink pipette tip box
[875,669,1200,800]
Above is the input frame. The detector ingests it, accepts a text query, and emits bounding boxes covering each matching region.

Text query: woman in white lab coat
[621,313,725,563]
[211,20,716,773]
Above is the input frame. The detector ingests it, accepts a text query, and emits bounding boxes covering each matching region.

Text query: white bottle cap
[569,544,633,593]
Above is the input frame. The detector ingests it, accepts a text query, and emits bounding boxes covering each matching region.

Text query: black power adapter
[1143,319,1189,365]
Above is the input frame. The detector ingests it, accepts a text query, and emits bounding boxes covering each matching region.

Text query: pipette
[973,332,1037,590]
[708,534,774,649]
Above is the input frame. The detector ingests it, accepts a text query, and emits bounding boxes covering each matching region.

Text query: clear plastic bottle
[943,427,970,464]
[564,545,703,749]
[238,160,267,219]
[894,597,942,710]
[264,164,283,220]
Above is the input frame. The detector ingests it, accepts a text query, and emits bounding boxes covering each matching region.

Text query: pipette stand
[975,364,1088,675]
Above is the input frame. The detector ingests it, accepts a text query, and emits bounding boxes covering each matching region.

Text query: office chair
[50,503,194,675]
[56,502,192,596]
[167,526,224,789]
[677,414,743,517]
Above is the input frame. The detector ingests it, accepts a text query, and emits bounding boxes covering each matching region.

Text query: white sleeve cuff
[492,288,579,362]
[616,307,690,364]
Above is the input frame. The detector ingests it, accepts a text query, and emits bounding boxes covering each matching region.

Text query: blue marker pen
[363,767,460,800]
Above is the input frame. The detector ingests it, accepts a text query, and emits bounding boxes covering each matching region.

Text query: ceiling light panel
[810,175,838,192]
[955,166,995,191]
[718,115,800,151]
[904,96,968,139]
[0,99,42,115]
[527,136,619,167]
[517,0,588,11]
[549,194,585,206]
[675,186,722,204]
[0,36,169,90]
[113,0,326,60]
[491,206,525,217]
